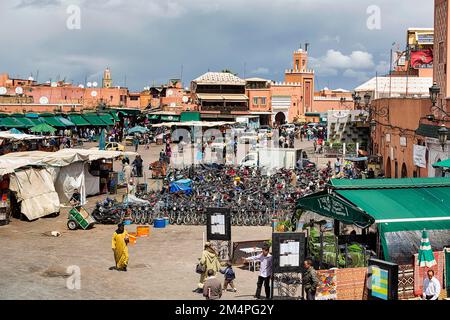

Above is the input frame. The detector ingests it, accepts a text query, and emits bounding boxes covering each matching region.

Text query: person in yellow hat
[112,222,129,271]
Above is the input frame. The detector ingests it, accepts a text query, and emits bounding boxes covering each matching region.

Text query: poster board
[367,258,398,300]
[272,232,306,273]
[206,207,231,241]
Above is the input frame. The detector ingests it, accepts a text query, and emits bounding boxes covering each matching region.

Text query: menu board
[279,241,300,267]
[206,208,231,241]
[211,214,226,235]
[272,232,305,273]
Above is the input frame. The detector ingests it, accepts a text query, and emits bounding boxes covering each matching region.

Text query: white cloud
[251,67,269,75]
[343,69,370,82]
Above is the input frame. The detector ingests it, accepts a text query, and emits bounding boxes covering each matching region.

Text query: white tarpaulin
[54,162,86,205]
[85,164,100,197]
[0,131,45,141]
[9,168,60,220]
[413,144,427,168]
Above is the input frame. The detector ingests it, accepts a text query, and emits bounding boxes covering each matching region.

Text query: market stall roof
[68,114,90,126]
[344,157,368,162]
[82,114,108,126]
[98,114,115,126]
[13,117,36,128]
[0,131,45,141]
[0,117,27,129]
[433,158,450,168]
[110,112,120,122]
[30,123,57,133]
[297,178,450,260]
[151,121,236,128]
[57,117,76,127]
[0,148,138,174]
[42,116,66,128]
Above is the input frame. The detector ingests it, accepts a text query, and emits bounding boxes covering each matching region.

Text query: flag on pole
[417,230,437,267]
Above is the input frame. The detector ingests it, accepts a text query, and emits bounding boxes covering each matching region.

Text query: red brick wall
[336,268,367,300]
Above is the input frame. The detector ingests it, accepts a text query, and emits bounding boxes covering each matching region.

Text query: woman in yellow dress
[112,223,129,271]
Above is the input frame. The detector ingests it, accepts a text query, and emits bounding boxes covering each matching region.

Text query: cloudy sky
[0,0,433,91]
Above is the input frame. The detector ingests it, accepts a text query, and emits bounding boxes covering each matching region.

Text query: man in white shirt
[244,244,273,299]
[422,270,441,300]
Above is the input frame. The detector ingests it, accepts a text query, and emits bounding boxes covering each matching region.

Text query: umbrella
[99,128,106,150]
[9,128,23,134]
[128,126,149,134]
[30,123,57,134]
[417,230,437,267]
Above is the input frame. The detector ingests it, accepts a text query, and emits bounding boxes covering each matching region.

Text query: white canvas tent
[0,149,136,220]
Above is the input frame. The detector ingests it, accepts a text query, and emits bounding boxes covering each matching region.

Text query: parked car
[124,136,134,146]
[105,142,125,151]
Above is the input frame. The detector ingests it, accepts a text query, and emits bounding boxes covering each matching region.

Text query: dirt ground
[0,139,316,300]
[0,198,272,300]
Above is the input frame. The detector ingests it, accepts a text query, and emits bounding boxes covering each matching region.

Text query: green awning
[68,115,90,126]
[433,158,450,168]
[296,190,375,228]
[57,117,76,127]
[82,114,107,126]
[297,178,450,262]
[110,112,120,122]
[98,114,115,126]
[160,115,180,121]
[0,117,27,129]
[14,117,36,128]
[42,117,66,128]
[147,115,159,120]
[180,112,201,122]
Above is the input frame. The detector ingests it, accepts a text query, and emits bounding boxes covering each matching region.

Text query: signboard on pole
[413,144,427,168]
[272,232,306,273]
[206,208,231,241]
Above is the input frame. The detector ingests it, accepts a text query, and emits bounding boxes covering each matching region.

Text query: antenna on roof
[305,42,310,52]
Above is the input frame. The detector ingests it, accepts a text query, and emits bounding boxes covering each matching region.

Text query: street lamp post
[438,124,448,151]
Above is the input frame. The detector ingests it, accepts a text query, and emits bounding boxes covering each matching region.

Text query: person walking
[111,223,129,271]
[422,270,441,300]
[244,243,272,299]
[133,135,139,152]
[203,269,223,300]
[302,259,319,300]
[194,242,221,293]
[132,155,143,177]
[220,262,237,292]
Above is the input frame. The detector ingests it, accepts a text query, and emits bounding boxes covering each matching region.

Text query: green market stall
[297,178,450,264]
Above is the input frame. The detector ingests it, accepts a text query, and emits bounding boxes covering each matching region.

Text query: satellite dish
[170,102,176,108]
[51,82,58,88]
[91,91,98,97]
[182,96,189,103]
[185,87,189,91]
[28,76,34,81]
[0,87,6,95]
[167,89,173,96]
[78,84,85,88]
[46,81,51,84]
[87,82,92,88]
[39,96,49,104]
[93,82,98,87]
[15,87,23,95]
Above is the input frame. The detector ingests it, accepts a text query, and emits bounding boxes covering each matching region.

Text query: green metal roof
[68,115,90,126]
[82,114,107,126]
[433,158,450,168]
[42,116,66,128]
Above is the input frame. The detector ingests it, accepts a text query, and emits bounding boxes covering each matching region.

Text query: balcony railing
[201,105,248,113]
